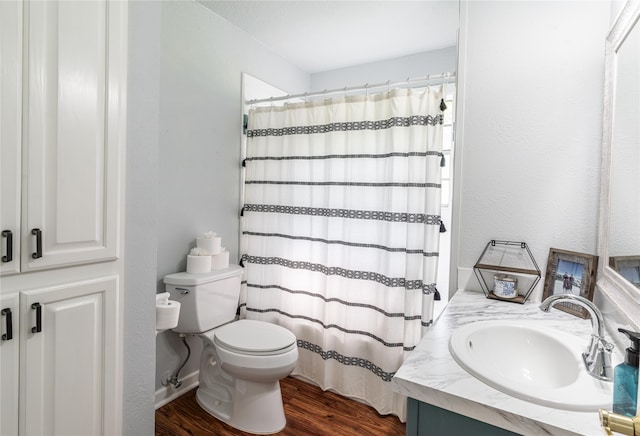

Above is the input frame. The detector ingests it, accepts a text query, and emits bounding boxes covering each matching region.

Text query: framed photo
[609,255,640,288]
[542,248,599,318]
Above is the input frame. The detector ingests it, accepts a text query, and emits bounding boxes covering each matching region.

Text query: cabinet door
[22,0,125,272]
[0,293,19,436]
[20,276,119,436]
[0,0,22,276]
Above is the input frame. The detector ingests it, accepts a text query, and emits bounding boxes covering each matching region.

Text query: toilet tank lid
[164,264,243,286]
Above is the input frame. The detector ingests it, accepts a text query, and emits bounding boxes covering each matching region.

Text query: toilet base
[196,378,287,435]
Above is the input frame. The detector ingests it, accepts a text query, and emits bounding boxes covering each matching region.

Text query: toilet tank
[164,265,244,334]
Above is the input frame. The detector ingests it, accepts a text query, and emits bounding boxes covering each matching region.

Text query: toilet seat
[213,320,297,356]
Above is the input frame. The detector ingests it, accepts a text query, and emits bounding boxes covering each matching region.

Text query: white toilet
[164,265,298,434]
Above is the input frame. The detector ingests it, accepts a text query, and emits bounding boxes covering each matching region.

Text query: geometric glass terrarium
[473,240,542,304]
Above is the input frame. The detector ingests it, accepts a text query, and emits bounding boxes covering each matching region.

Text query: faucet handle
[601,338,615,353]
[583,336,615,381]
[593,334,615,351]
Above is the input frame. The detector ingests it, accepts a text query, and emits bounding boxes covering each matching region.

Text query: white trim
[154,370,200,410]
[596,0,640,332]
[456,266,480,294]
[450,1,467,298]
[111,0,128,432]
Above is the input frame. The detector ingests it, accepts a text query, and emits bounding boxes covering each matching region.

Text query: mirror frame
[597,0,640,331]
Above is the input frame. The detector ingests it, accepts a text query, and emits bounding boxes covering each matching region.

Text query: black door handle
[31,228,42,259]
[1,230,12,262]
[31,303,42,333]
[1,308,12,341]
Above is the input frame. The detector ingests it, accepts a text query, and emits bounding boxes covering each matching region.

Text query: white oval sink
[449,320,612,411]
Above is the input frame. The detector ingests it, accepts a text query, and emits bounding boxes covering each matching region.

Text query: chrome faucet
[539,294,614,381]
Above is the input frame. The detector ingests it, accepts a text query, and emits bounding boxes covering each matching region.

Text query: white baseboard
[154,370,199,410]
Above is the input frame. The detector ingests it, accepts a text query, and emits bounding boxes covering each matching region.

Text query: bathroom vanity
[392,289,622,436]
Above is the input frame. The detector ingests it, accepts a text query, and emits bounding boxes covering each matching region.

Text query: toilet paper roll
[211,249,229,270]
[187,254,211,273]
[196,236,222,255]
[156,300,181,331]
[156,292,170,305]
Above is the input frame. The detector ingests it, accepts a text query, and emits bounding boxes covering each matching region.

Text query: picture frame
[542,248,599,318]
[609,255,640,288]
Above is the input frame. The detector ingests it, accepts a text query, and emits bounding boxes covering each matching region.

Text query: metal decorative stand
[473,240,541,304]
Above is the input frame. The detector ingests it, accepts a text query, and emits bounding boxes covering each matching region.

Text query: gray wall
[124,1,162,434]
[155,1,309,392]
[310,47,457,90]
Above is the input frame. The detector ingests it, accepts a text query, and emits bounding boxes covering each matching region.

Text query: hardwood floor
[155,376,406,435]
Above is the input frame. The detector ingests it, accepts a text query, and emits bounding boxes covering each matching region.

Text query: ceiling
[197,1,459,74]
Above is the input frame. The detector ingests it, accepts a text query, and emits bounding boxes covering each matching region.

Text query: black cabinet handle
[1,308,12,341]
[1,230,12,262]
[31,228,42,259]
[31,303,42,333]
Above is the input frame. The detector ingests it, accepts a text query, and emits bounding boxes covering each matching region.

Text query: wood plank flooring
[155,376,406,435]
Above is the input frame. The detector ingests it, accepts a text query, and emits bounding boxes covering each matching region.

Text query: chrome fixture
[163,334,191,389]
[539,294,614,381]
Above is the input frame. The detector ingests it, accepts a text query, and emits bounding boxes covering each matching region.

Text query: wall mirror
[597,0,640,330]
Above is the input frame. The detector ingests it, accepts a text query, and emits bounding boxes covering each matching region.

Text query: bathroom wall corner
[123,1,161,434]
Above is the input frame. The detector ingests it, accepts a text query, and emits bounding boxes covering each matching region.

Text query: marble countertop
[392,289,621,436]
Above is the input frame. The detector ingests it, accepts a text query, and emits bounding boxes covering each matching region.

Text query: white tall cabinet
[20,278,119,435]
[1,0,23,276]
[1,293,20,436]
[1,0,125,275]
[0,1,127,435]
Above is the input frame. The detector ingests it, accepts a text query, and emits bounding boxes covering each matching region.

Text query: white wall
[454,1,610,297]
[310,47,457,91]
[123,2,161,434]
[155,1,309,393]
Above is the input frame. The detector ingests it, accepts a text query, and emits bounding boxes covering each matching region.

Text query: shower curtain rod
[245,72,456,105]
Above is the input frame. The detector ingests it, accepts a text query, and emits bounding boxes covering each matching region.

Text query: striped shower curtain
[239,87,444,419]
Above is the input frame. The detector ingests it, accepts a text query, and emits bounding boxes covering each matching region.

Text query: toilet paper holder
[156,292,181,335]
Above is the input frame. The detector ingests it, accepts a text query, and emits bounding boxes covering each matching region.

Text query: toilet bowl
[164,266,298,434]
[197,320,298,434]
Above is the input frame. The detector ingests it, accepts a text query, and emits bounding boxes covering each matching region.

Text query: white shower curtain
[240,87,444,419]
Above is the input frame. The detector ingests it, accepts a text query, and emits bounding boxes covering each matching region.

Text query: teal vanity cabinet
[407,398,521,436]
